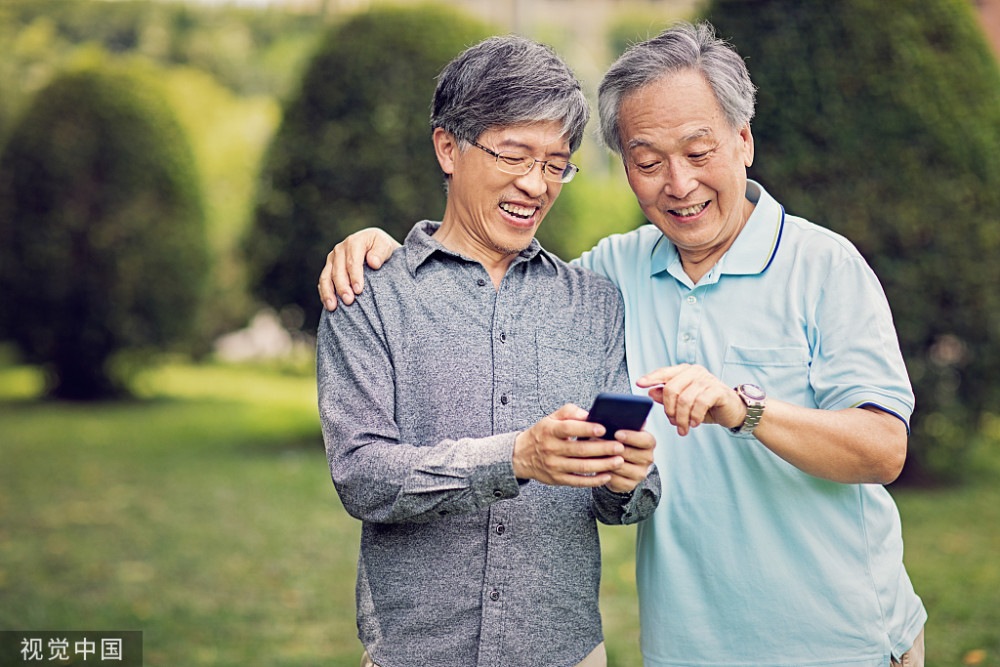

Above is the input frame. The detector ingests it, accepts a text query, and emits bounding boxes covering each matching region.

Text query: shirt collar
[649,180,785,281]
[404,220,556,276]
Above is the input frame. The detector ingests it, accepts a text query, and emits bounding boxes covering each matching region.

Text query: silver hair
[431,35,590,152]
[598,21,757,156]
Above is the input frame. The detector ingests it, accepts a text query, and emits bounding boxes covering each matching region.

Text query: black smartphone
[585,392,653,436]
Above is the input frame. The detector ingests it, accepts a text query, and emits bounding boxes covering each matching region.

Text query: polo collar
[404,220,554,276]
[649,180,785,282]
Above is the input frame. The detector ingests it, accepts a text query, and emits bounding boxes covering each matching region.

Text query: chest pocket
[720,345,811,403]
[534,328,607,417]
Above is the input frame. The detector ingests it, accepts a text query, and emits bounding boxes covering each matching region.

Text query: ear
[433,127,459,176]
[740,123,755,168]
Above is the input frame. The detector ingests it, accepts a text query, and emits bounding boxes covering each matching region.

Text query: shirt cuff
[469,432,521,502]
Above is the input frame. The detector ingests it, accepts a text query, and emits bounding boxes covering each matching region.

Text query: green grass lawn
[1,361,998,666]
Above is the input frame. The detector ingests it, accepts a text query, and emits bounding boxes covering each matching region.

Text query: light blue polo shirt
[576,181,926,666]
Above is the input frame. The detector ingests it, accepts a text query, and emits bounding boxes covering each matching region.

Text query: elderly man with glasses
[316,35,660,667]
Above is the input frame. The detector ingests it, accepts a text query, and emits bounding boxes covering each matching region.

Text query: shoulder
[771,213,881,289]
[770,214,892,312]
[319,249,413,335]
[543,249,623,305]
[780,214,867,264]
[587,224,663,259]
[356,246,416,296]
[575,224,663,283]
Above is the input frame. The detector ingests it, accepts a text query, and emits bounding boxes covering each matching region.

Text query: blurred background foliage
[0,58,209,398]
[0,0,320,390]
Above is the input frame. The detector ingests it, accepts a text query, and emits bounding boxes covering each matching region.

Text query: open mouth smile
[669,201,710,218]
[500,202,539,221]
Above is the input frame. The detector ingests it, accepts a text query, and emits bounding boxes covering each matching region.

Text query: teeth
[671,202,708,217]
[500,202,536,218]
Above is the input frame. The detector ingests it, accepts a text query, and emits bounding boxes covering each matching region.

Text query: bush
[245,4,494,332]
[0,61,209,399]
[704,0,1000,482]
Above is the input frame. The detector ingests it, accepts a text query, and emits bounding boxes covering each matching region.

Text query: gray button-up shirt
[317,221,660,667]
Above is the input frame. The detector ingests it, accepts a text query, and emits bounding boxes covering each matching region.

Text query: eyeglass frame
[469,140,580,183]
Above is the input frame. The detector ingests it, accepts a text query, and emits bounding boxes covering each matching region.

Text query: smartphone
[585,392,653,437]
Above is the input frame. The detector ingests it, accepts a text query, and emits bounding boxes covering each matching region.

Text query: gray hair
[432,35,590,152]
[598,21,757,156]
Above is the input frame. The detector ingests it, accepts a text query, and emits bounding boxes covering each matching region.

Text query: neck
[434,217,521,289]
[679,197,756,284]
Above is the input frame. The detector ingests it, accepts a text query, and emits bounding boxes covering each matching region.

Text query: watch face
[741,384,765,401]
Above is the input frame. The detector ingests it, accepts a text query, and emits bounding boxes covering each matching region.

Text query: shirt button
[682,333,693,342]
[499,332,507,343]
[495,524,505,535]
[490,589,500,601]
[687,295,697,304]
[493,489,504,498]
[500,394,509,405]
[477,278,487,286]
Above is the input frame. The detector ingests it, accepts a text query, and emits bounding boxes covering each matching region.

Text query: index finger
[635,364,691,388]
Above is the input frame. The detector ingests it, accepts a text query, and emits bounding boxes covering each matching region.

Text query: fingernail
[353,282,362,292]
[325,300,336,311]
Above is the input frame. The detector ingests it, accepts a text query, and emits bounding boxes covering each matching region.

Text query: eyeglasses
[470,140,579,183]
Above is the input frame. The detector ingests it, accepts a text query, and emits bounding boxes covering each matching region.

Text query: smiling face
[433,120,569,271]
[618,69,755,281]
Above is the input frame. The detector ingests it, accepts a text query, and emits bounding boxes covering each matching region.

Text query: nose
[514,161,549,198]
[663,160,697,200]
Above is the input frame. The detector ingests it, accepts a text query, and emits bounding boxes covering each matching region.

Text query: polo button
[499,332,507,343]
[500,394,509,405]
[495,524,505,535]
[490,589,500,601]
[687,295,697,304]
[493,489,504,498]
[477,278,487,286]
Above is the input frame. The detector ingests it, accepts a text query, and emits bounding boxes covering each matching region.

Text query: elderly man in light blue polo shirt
[318,20,926,667]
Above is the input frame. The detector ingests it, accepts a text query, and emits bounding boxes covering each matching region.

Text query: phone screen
[585,393,653,436]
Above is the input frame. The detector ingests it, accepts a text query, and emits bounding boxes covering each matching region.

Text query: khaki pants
[891,627,926,667]
[360,641,606,667]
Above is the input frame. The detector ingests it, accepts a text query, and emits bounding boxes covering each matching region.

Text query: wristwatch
[730,384,766,435]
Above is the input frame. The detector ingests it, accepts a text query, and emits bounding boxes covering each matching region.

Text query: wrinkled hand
[636,364,746,436]
[318,228,400,311]
[602,427,656,493]
[513,404,626,487]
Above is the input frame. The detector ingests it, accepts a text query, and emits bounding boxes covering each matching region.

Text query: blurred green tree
[704,0,1000,482]
[245,4,494,332]
[0,62,209,399]
[0,0,323,147]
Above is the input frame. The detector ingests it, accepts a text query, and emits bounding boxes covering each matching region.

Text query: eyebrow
[626,128,715,152]
[495,139,571,160]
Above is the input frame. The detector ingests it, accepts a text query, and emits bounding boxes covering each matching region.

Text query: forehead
[479,120,571,153]
[619,69,727,151]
